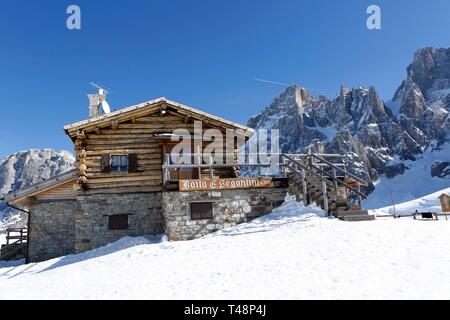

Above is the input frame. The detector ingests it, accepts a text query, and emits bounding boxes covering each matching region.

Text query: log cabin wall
[76,108,241,195]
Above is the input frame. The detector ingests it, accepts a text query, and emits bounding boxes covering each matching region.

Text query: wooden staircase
[0,228,27,261]
[282,153,374,222]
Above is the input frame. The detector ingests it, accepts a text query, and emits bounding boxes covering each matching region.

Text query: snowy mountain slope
[1,193,449,300]
[365,144,450,208]
[0,149,75,232]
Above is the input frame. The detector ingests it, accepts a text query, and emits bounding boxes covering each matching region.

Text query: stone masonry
[163,188,287,241]
[26,187,288,262]
[75,193,164,252]
[28,200,76,262]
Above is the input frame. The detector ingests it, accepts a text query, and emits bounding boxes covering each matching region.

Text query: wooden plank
[86,149,161,156]
[118,123,195,129]
[86,138,160,145]
[82,186,162,194]
[87,181,162,189]
[86,170,162,178]
[134,115,184,120]
[85,159,162,167]
[87,134,158,140]
[99,129,195,135]
[87,164,162,171]
[86,144,161,151]
[85,155,162,161]
[88,175,162,184]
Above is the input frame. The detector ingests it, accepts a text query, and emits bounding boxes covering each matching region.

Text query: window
[101,154,138,173]
[108,214,129,230]
[111,155,128,172]
[190,202,213,220]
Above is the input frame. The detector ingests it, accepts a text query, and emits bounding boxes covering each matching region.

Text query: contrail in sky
[253,78,291,86]
[253,77,333,96]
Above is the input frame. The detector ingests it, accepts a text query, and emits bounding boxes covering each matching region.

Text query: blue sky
[0,0,449,157]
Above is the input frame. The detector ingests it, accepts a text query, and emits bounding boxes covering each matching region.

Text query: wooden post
[196,145,201,179]
[209,154,214,178]
[357,182,363,209]
[163,154,169,185]
[302,168,308,205]
[308,150,313,170]
[332,167,338,191]
[322,179,329,215]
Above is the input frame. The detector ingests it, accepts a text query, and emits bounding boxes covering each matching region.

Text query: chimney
[88,93,101,118]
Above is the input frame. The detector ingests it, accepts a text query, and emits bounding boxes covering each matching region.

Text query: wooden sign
[179,178,273,192]
[440,194,450,212]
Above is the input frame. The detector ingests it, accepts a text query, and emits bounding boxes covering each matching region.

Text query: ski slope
[0,191,449,300]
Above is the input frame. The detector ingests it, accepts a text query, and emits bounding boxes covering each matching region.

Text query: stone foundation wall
[163,188,287,241]
[75,193,164,252]
[28,200,76,262]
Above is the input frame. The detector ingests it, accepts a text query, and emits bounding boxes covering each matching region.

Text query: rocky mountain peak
[392,47,450,146]
[408,47,450,99]
[0,149,74,197]
[248,46,450,186]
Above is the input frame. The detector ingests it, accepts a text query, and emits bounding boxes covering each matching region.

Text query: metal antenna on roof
[89,82,111,114]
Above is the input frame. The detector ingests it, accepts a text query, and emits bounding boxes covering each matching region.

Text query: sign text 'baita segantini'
[179,178,273,191]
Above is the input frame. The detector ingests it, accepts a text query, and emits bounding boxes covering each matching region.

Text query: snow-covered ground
[0,191,449,300]
[370,187,450,217]
[365,144,450,208]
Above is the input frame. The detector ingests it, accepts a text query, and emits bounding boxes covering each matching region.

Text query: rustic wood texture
[79,109,240,193]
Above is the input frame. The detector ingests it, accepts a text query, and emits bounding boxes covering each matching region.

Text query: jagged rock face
[247,47,450,185]
[431,161,450,178]
[247,84,415,182]
[384,163,406,179]
[0,149,75,228]
[392,47,450,145]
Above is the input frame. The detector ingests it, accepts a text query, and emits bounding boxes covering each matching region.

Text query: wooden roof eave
[63,97,255,139]
[2,169,77,206]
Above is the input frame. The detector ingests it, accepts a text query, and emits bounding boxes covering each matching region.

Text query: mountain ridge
[248,47,450,188]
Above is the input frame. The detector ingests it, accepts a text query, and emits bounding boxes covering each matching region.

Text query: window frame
[110,154,129,173]
[190,202,214,220]
[108,214,129,230]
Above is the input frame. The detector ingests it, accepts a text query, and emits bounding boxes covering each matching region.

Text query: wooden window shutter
[101,154,111,173]
[128,154,138,172]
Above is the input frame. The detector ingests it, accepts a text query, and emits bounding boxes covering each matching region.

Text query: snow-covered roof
[64,97,255,137]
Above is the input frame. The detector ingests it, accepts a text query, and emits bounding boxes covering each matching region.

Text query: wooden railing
[0,228,28,261]
[280,153,369,212]
[161,152,370,210]
[5,228,28,245]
